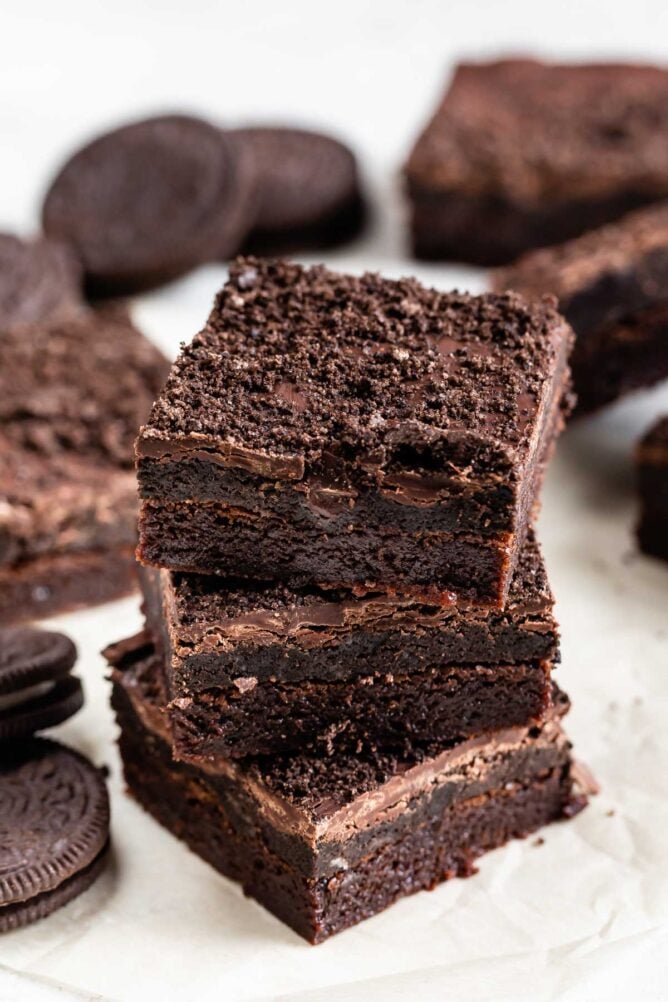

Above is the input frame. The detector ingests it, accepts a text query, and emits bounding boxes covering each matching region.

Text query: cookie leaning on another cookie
[42,115,258,295]
[229,126,366,253]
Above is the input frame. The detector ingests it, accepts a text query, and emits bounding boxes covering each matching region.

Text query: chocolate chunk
[230,127,365,252]
[42,115,257,294]
[405,59,668,264]
[0,233,83,327]
[0,739,109,930]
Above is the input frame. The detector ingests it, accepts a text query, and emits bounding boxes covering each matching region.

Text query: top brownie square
[405,59,668,264]
[136,258,572,605]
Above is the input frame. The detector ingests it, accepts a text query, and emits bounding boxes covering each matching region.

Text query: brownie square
[0,308,168,623]
[138,532,558,760]
[108,633,589,944]
[494,202,668,413]
[405,59,668,265]
[136,258,572,606]
[637,416,668,561]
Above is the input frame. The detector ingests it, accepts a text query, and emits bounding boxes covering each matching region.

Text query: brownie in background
[405,60,668,265]
[136,258,573,608]
[0,308,168,624]
[494,202,668,413]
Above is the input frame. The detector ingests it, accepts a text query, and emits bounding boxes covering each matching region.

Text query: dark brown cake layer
[139,530,557,693]
[636,416,668,561]
[168,660,552,761]
[137,259,572,604]
[494,203,668,413]
[0,547,136,626]
[109,635,589,943]
[139,501,517,605]
[405,60,668,265]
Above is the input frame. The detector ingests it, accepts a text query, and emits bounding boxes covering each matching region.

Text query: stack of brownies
[108,258,591,943]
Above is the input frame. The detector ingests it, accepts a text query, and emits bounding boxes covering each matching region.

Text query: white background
[2,1,668,999]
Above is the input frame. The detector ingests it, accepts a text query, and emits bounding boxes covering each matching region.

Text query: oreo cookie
[42,115,257,295]
[0,739,110,931]
[231,126,366,252]
[0,233,83,327]
[0,627,83,740]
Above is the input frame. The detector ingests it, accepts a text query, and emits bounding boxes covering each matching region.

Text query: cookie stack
[0,627,110,930]
[109,257,592,943]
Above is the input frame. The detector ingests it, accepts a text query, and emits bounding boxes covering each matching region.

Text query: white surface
[2,1,668,999]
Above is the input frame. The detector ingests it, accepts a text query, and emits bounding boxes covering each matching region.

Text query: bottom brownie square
[107,633,591,944]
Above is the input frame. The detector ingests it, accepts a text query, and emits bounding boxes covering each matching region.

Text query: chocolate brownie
[42,115,258,294]
[0,547,137,627]
[0,308,168,624]
[405,60,668,265]
[231,127,366,252]
[636,416,668,561]
[0,233,83,326]
[494,203,668,413]
[108,634,590,943]
[0,739,110,930]
[137,259,573,606]
[138,533,557,759]
[0,627,82,740]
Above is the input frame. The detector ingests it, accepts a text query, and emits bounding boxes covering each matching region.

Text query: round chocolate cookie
[0,627,82,740]
[0,233,83,327]
[42,115,257,295]
[229,127,366,252]
[0,739,110,931]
